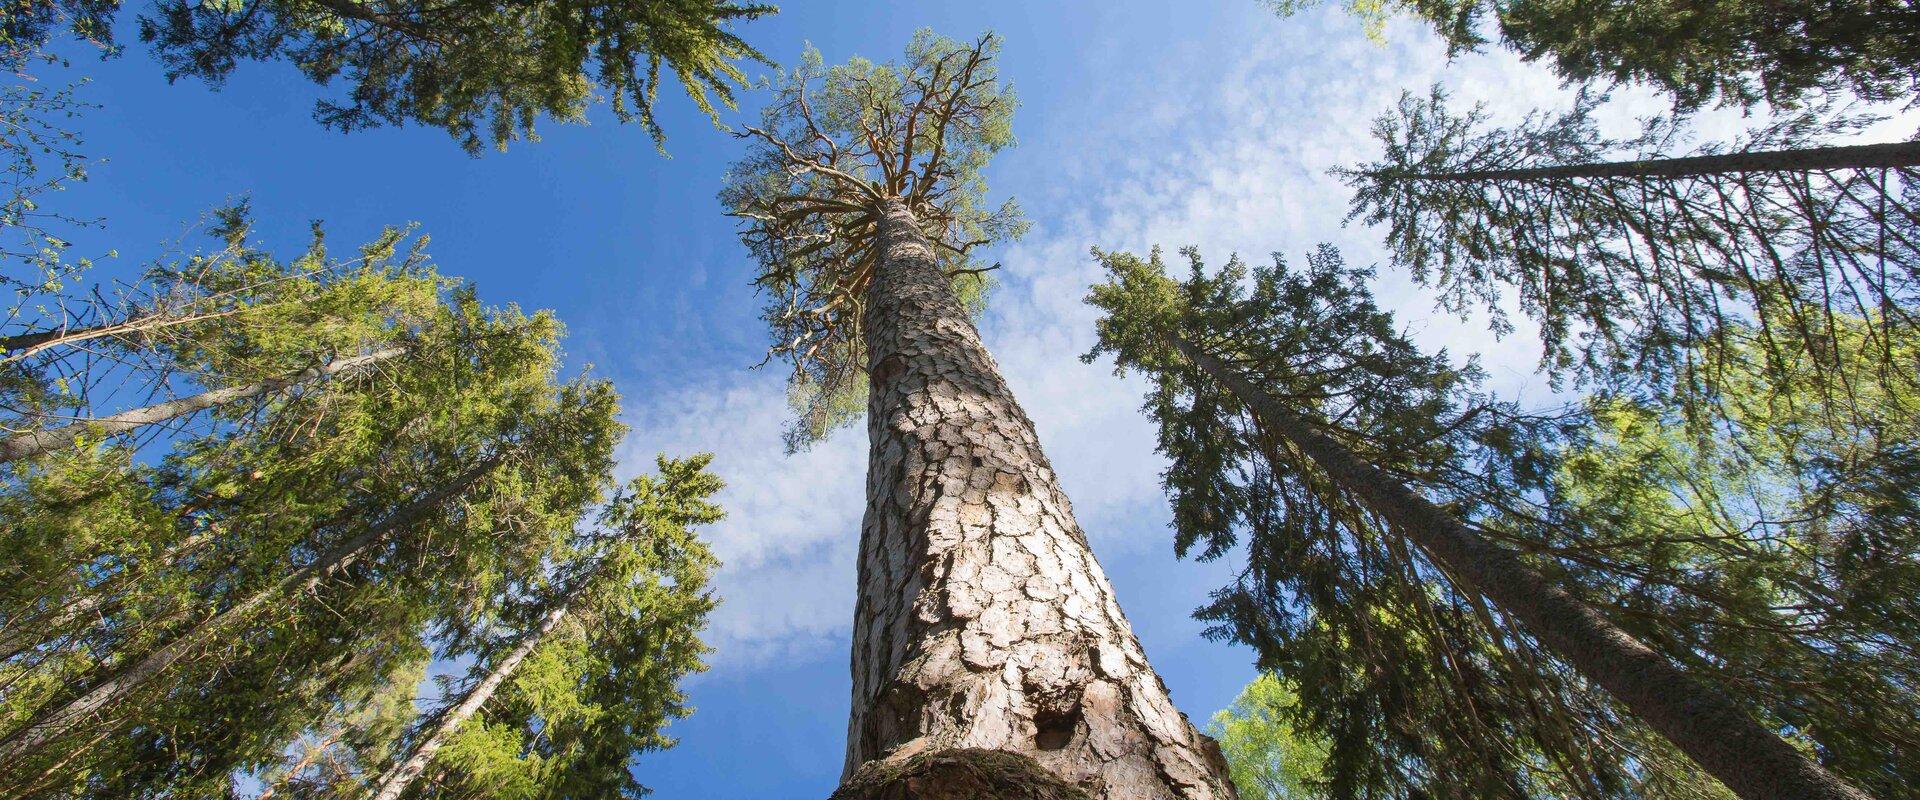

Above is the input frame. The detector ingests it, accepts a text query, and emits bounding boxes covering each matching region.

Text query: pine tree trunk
[0,458,499,772]
[369,599,572,800]
[1402,139,1920,182]
[842,199,1236,800]
[0,346,407,464]
[1173,337,1872,800]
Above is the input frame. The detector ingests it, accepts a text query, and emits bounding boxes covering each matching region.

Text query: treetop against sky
[7,0,1918,797]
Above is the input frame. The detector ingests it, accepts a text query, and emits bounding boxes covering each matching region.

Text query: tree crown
[721,30,1024,447]
[138,0,773,153]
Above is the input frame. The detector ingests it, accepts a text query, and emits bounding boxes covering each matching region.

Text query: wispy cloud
[612,3,1891,675]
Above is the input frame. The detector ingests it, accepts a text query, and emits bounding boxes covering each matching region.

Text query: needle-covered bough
[723,31,1025,450]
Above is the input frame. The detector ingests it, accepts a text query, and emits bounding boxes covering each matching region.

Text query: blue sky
[37,1,1783,796]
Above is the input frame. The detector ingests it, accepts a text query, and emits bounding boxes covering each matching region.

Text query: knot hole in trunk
[1032,696,1083,751]
[871,353,907,385]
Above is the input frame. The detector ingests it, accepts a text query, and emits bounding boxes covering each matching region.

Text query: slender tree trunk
[0,593,109,664]
[0,307,249,363]
[1403,139,1920,182]
[0,528,224,663]
[0,458,498,770]
[369,599,572,800]
[0,346,406,464]
[1173,337,1872,800]
[842,199,1236,800]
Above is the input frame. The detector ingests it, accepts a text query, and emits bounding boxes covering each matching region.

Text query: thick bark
[1403,139,1920,182]
[0,346,406,464]
[0,458,498,770]
[369,599,572,800]
[845,200,1235,800]
[833,748,1092,800]
[1174,338,1872,800]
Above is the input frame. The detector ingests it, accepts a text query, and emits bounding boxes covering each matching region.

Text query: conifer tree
[723,32,1238,799]
[1344,90,1919,419]
[1263,0,1920,108]
[367,454,720,800]
[1086,245,1890,800]
[0,220,626,797]
[0,0,771,154]
[138,0,772,152]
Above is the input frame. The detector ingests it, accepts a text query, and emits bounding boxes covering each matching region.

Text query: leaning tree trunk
[369,597,573,800]
[0,306,250,363]
[1173,337,1872,800]
[841,199,1236,800]
[0,346,407,464]
[0,458,498,773]
[1403,139,1920,182]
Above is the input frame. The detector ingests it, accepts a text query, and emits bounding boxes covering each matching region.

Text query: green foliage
[1089,245,1646,798]
[1208,674,1329,800]
[420,454,722,800]
[721,31,1025,449]
[0,217,630,798]
[1532,320,1920,797]
[1087,243,1918,797]
[1343,88,1918,416]
[134,0,771,153]
[0,0,116,69]
[0,0,107,315]
[1264,0,1920,107]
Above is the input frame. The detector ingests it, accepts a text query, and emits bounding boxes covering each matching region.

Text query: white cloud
[613,3,1910,674]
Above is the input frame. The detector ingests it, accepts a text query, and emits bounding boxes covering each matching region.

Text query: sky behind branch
[39,0,1912,795]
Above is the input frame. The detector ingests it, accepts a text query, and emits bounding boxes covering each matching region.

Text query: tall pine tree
[723,31,1238,799]
[1086,244,1893,800]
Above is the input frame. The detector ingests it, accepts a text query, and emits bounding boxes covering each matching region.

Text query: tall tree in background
[368,454,721,800]
[1344,90,1918,421]
[138,0,773,152]
[1261,0,1920,108]
[1086,245,1891,800]
[0,0,772,154]
[1207,675,1327,800]
[0,219,636,798]
[723,32,1238,799]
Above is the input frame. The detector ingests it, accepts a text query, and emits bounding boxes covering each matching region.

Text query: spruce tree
[1086,245,1889,800]
[1344,90,1919,420]
[1263,0,1920,108]
[372,454,721,800]
[0,0,771,154]
[723,31,1238,799]
[0,220,626,797]
[137,0,772,152]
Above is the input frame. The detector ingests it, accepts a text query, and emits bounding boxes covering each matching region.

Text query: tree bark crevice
[843,199,1235,799]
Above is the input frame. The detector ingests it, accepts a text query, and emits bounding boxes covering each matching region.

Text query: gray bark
[1174,337,1873,800]
[0,307,248,363]
[845,199,1236,799]
[0,458,498,769]
[369,598,572,800]
[0,346,407,464]
[1403,139,1920,183]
